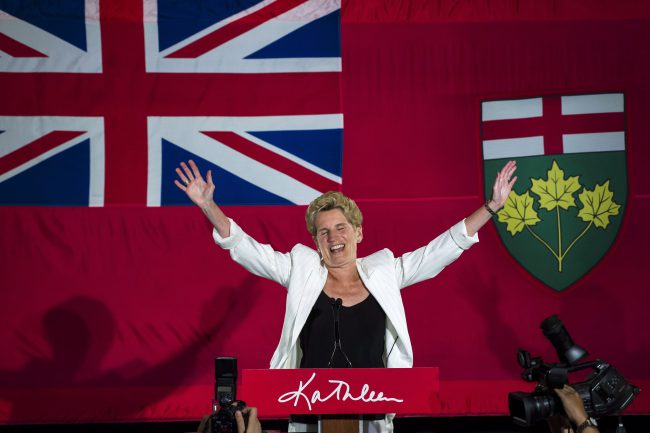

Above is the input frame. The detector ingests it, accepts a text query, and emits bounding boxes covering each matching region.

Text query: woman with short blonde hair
[175,159,517,432]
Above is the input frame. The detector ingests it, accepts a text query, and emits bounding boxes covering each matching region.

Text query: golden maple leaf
[577,180,621,229]
[498,190,541,235]
[530,161,582,211]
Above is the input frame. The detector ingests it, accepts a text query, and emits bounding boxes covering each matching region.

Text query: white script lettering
[277,372,404,411]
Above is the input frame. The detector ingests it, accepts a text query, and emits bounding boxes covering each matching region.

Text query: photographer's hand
[554,385,599,433]
[236,407,262,433]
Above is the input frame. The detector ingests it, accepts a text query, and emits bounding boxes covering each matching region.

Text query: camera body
[509,358,638,426]
[212,397,246,433]
[212,357,247,433]
[508,315,639,426]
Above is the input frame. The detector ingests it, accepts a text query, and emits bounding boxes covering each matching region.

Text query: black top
[299,290,386,368]
[293,291,387,424]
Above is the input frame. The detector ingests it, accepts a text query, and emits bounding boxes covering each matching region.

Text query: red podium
[240,368,439,432]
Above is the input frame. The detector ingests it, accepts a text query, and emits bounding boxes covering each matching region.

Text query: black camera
[212,357,247,433]
[508,315,640,426]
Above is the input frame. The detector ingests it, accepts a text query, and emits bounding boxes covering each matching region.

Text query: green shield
[483,153,627,291]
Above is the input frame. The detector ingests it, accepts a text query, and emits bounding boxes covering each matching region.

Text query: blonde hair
[305,191,363,237]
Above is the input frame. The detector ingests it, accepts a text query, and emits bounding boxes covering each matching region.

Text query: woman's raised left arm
[464,160,517,237]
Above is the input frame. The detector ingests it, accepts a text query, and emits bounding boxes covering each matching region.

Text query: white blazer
[213,218,478,370]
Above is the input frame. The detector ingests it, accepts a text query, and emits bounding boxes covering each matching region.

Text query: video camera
[212,357,247,433]
[508,315,640,426]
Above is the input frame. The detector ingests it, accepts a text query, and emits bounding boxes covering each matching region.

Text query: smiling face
[313,208,363,269]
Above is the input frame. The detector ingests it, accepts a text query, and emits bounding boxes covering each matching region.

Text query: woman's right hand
[174,160,215,209]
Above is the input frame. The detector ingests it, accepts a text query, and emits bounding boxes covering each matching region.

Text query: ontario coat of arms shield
[481,93,627,291]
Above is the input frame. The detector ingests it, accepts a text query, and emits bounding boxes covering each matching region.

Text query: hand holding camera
[553,385,590,427]
[198,357,263,433]
[235,407,261,433]
[509,315,639,429]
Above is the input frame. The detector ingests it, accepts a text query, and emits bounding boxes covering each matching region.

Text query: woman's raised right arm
[174,159,230,238]
[175,159,295,286]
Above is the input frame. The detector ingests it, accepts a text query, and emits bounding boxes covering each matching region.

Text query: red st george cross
[2,0,340,205]
[482,96,625,155]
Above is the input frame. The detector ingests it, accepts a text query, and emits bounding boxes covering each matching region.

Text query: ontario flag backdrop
[1,0,650,424]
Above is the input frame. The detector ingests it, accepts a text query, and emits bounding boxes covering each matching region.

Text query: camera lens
[509,391,558,426]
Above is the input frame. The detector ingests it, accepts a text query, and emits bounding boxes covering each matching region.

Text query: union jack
[0,0,342,206]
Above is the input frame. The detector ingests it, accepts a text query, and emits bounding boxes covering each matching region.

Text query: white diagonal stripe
[146,0,341,73]
[147,116,341,206]
[238,131,341,183]
[155,0,278,57]
[0,0,102,73]
[0,117,104,207]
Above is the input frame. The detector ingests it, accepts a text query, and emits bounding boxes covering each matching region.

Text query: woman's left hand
[490,160,517,210]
